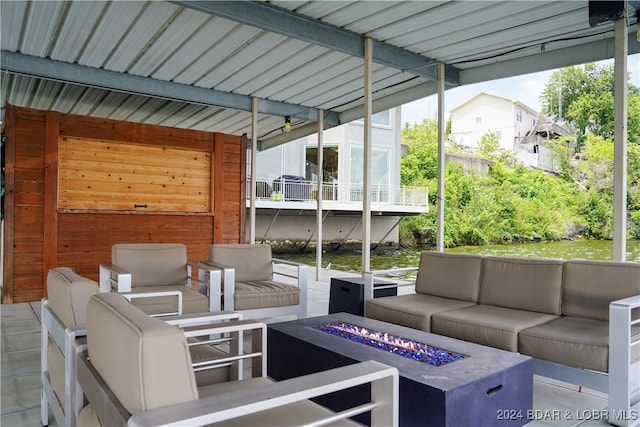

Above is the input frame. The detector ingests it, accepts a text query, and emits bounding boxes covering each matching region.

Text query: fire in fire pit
[316,322,467,366]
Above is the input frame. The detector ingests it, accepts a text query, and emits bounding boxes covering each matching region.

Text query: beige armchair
[206,243,308,319]
[99,243,221,315]
[76,293,399,427]
[41,267,239,427]
[41,267,98,427]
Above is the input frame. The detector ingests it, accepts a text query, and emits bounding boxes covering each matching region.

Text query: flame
[316,322,466,366]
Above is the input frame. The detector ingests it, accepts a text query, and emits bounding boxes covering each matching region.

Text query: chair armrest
[181,319,267,379]
[363,267,419,301]
[200,260,236,312]
[122,291,183,316]
[99,263,132,293]
[272,258,308,318]
[608,294,640,426]
[41,298,87,427]
[272,257,308,284]
[186,261,222,312]
[161,311,243,327]
[127,360,399,427]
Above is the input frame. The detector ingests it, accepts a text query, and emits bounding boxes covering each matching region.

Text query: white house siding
[450,93,515,151]
[251,108,405,243]
[513,103,541,147]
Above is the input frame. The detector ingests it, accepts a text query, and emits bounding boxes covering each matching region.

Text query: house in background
[248,108,429,246]
[448,92,572,172]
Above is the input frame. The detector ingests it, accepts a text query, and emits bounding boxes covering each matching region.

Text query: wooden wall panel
[2,105,246,303]
[58,137,211,212]
[214,132,246,244]
[56,213,214,281]
[2,107,47,302]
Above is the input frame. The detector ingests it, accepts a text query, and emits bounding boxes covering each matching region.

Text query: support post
[612,11,628,261]
[436,63,446,253]
[316,109,324,280]
[362,38,373,273]
[250,97,258,244]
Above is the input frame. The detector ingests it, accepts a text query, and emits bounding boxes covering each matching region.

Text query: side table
[328,276,397,316]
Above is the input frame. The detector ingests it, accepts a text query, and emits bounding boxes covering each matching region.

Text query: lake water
[278,240,640,273]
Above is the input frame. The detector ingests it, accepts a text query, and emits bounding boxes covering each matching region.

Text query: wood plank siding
[2,105,246,303]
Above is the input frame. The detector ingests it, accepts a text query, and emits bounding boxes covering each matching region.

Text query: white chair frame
[41,293,248,427]
[207,257,308,319]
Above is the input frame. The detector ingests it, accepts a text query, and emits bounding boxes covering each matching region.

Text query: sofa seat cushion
[519,316,640,373]
[198,377,359,427]
[234,280,300,310]
[129,286,208,315]
[187,338,232,386]
[431,304,559,352]
[365,294,477,332]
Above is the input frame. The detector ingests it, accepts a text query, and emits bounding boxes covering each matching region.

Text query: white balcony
[248,179,429,215]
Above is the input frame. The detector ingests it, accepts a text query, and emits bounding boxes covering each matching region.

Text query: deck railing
[249,179,429,207]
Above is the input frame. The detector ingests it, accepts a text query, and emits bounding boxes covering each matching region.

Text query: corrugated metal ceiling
[1,1,639,149]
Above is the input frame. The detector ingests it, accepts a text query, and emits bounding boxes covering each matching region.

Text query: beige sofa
[364,252,640,427]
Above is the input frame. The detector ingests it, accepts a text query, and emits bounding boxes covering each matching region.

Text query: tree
[540,63,640,144]
[478,131,500,159]
[400,118,439,185]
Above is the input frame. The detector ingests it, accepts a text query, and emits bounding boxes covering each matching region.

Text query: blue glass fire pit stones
[316,322,467,366]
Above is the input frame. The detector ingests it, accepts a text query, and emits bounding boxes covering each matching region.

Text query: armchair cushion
[209,243,273,282]
[111,243,188,288]
[86,293,199,414]
[235,280,300,310]
[45,267,98,412]
[47,267,98,327]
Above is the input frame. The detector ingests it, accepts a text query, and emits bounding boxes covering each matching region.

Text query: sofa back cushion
[111,244,187,288]
[563,260,640,320]
[86,293,198,415]
[480,256,563,315]
[209,244,273,282]
[415,252,482,302]
[47,267,98,327]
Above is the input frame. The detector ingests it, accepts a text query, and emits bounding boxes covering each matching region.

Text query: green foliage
[478,131,500,159]
[400,118,439,186]
[540,63,640,145]
[400,63,640,248]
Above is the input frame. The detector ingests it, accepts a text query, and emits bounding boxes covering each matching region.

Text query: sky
[401,53,640,125]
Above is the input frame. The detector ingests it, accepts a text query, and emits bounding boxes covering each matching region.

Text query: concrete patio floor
[1,267,615,426]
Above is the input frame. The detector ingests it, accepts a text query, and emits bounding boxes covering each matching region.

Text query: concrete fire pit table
[267,313,533,427]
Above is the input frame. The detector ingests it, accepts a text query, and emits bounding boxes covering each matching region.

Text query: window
[356,110,391,126]
[305,146,338,182]
[516,108,523,122]
[475,116,482,124]
[350,146,390,202]
[372,111,390,126]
